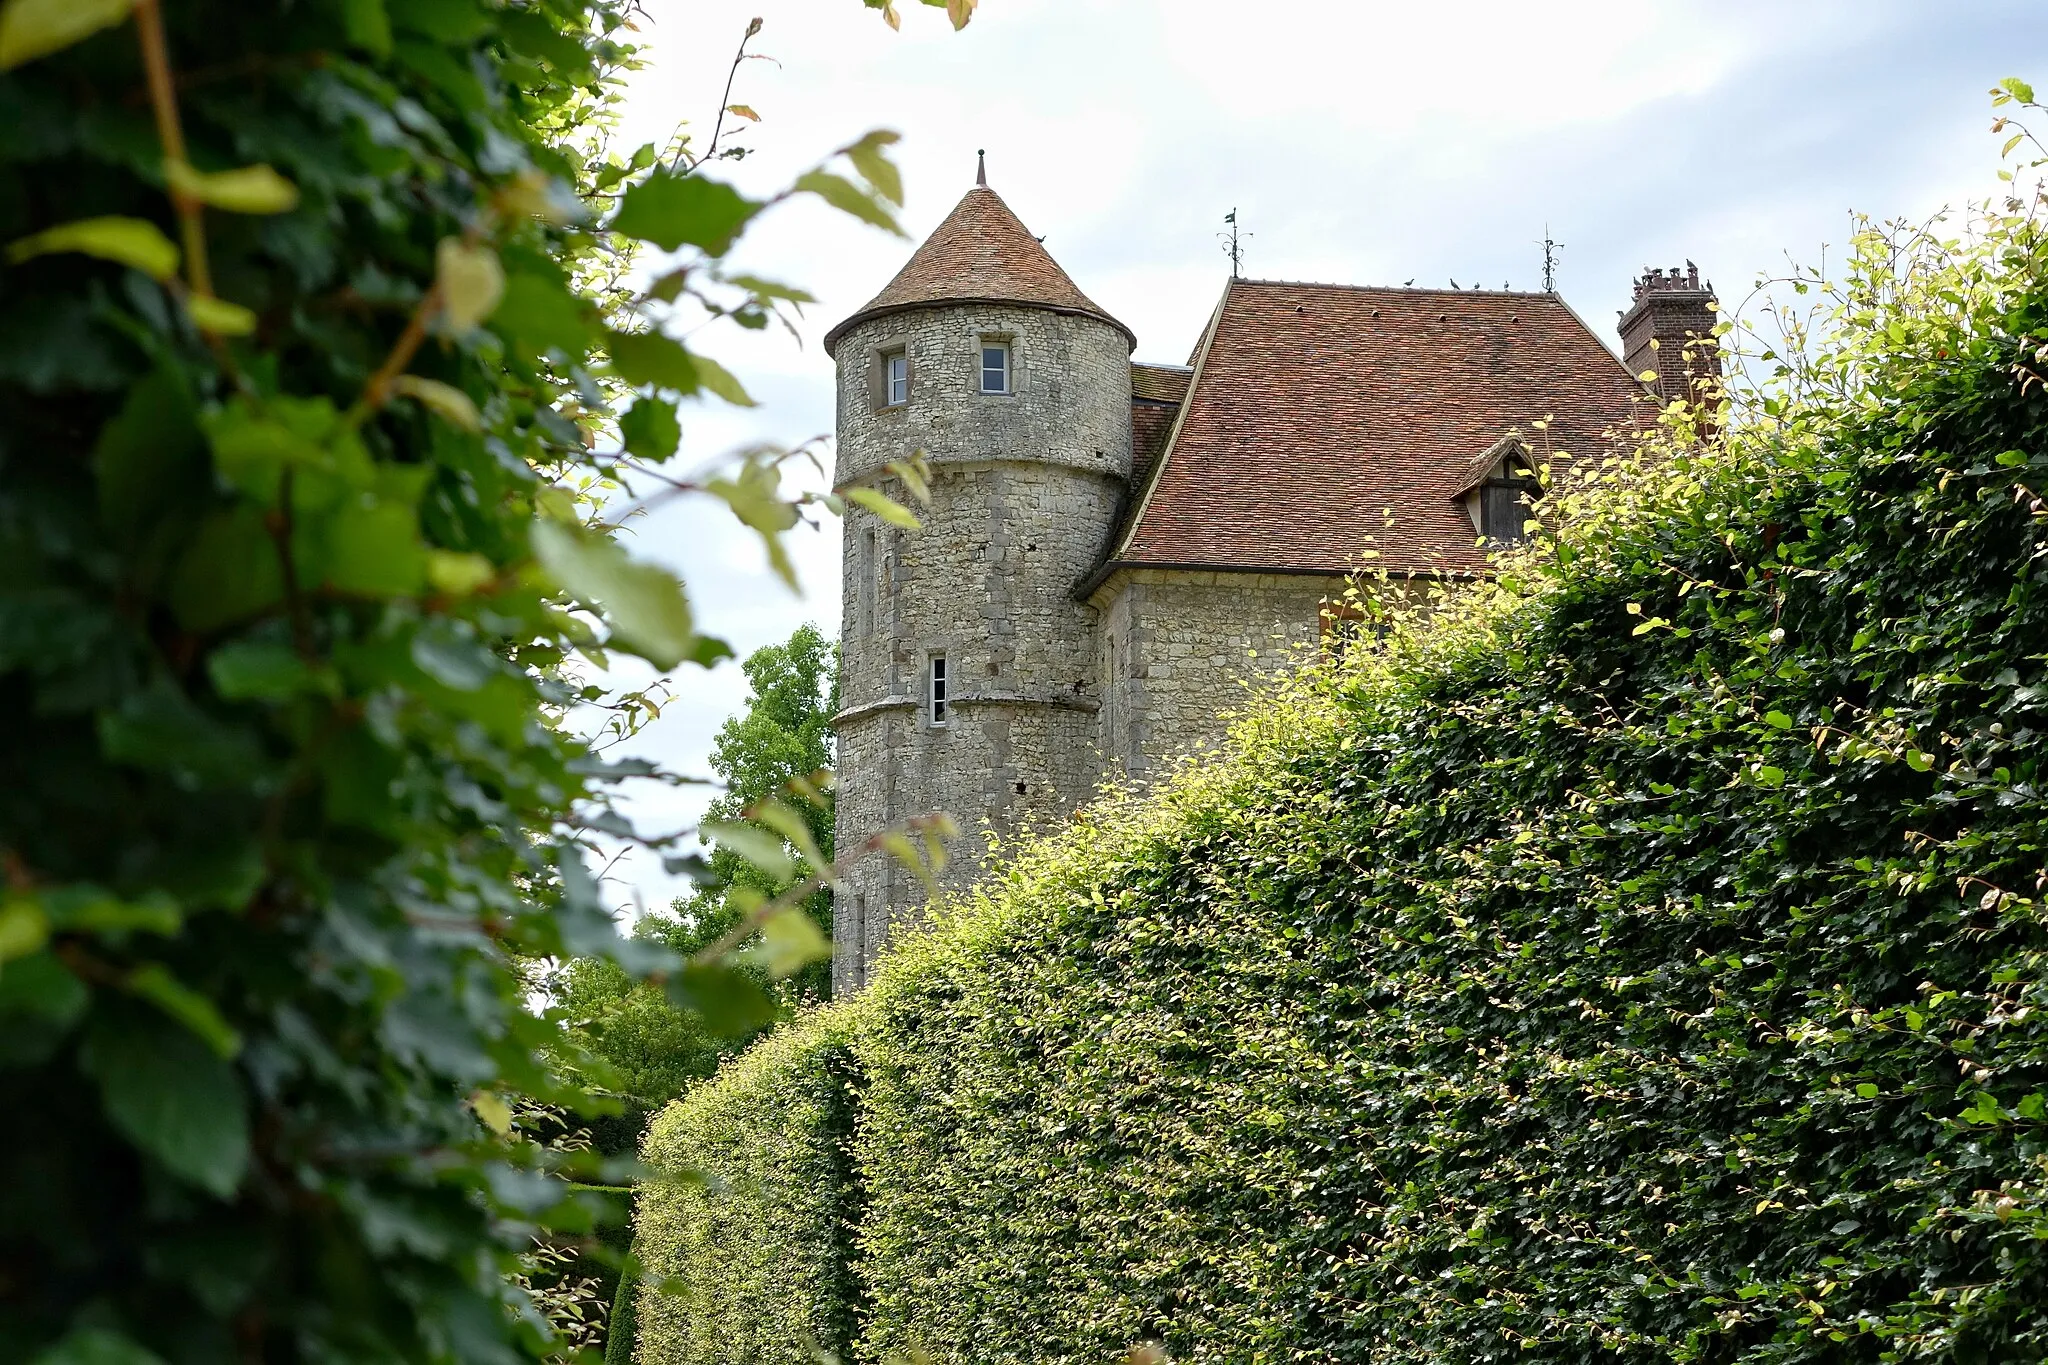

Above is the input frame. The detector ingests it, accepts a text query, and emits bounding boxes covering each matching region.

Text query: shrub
[637,1015,861,1365]
[639,98,2048,1364]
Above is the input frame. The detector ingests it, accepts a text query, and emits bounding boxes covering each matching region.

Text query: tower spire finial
[976,149,986,187]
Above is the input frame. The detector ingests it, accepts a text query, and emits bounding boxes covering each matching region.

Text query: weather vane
[1538,224,1563,293]
[1219,208,1251,279]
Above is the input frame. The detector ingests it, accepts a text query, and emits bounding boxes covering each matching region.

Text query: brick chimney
[1618,262,1721,405]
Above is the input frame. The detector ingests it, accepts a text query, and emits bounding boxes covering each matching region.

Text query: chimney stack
[1618,261,1721,408]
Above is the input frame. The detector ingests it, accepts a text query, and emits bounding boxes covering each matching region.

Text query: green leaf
[168,507,286,630]
[391,375,482,431]
[1905,749,1935,773]
[611,171,760,254]
[339,0,391,55]
[187,295,258,336]
[701,820,797,882]
[750,906,830,979]
[846,486,921,528]
[127,964,242,1058]
[532,518,700,670]
[0,895,50,963]
[93,365,204,549]
[1764,710,1795,730]
[494,271,594,358]
[707,459,798,589]
[619,398,681,461]
[2001,76,2036,104]
[1754,765,1786,788]
[436,238,504,331]
[6,215,177,280]
[99,677,268,789]
[793,169,905,236]
[81,1009,250,1197]
[841,129,905,206]
[750,798,829,872]
[1855,1082,1880,1100]
[391,0,489,43]
[607,329,700,393]
[0,950,88,1026]
[208,640,334,701]
[685,351,754,407]
[30,1328,169,1365]
[166,161,300,215]
[312,496,427,597]
[0,0,132,70]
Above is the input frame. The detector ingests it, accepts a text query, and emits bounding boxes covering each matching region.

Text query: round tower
[826,163,1134,994]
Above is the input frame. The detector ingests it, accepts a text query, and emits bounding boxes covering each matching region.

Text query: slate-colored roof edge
[1078,556,1484,601]
[823,294,1137,358]
[1104,280,1234,565]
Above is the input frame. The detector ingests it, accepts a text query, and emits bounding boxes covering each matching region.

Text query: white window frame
[883,348,908,407]
[979,340,1010,395]
[928,654,948,726]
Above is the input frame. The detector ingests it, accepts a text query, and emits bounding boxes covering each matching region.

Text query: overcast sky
[590,0,2040,917]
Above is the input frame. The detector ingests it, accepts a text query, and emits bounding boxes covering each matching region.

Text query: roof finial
[976,149,986,187]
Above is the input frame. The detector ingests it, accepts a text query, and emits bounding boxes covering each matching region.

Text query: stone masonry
[824,172,1699,993]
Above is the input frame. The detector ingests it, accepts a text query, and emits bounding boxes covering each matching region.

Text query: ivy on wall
[637,87,2048,1365]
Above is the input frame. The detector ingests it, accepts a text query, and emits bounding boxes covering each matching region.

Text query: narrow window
[928,654,948,726]
[1105,634,1117,748]
[860,528,877,636]
[980,342,1009,394]
[883,348,908,407]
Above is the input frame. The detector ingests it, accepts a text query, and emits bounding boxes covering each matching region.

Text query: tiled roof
[1129,363,1192,492]
[1131,362,1192,403]
[824,184,1134,355]
[1111,280,1644,577]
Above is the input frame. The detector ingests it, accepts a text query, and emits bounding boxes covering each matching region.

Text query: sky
[589,0,2043,918]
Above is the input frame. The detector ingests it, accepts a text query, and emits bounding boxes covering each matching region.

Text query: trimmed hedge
[639,163,2048,1362]
[637,1016,862,1365]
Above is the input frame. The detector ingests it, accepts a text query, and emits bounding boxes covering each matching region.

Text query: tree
[0,1,966,1361]
[548,623,840,1114]
[666,622,839,984]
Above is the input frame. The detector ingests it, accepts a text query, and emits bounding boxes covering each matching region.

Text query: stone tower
[824,165,1134,995]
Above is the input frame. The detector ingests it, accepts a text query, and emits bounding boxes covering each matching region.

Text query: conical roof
[823,181,1134,355]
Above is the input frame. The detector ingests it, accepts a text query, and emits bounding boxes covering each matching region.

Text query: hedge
[637,1015,863,1365]
[638,118,2048,1364]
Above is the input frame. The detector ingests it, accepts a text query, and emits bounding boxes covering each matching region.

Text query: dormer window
[980,341,1010,394]
[883,348,908,406]
[1454,434,1543,545]
[1479,471,1540,543]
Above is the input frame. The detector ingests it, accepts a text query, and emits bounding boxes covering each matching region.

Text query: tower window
[980,342,1010,394]
[883,349,908,407]
[928,654,948,726]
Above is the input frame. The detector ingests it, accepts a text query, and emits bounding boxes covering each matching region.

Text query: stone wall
[830,302,1133,994]
[1092,568,1345,780]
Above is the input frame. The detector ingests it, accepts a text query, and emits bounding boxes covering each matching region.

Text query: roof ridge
[1233,278,1563,299]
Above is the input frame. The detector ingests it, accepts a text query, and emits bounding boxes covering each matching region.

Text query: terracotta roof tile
[824,184,1133,354]
[1131,362,1192,403]
[1113,281,1645,577]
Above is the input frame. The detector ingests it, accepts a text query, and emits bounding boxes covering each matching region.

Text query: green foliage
[637,1019,860,1365]
[549,624,840,1113]
[639,110,2048,1363]
[0,0,926,1359]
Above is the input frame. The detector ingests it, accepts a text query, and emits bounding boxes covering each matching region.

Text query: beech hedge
[638,111,2048,1364]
